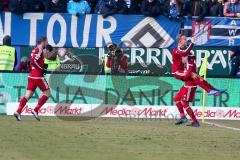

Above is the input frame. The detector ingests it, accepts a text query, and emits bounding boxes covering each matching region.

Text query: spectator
[86,0,97,13]
[44,45,61,71]
[0,2,2,11]
[17,56,30,72]
[0,35,18,71]
[104,42,117,74]
[208,0,223,17]
[185,0,209,20]
[229,47,240,77]
[44,0,68,13]
[0,0,9,12]
[95,0,119,18]
[158,0,169,17]
[57,48,69,63]
[118,0,141,14]
[105,42,118,54]
[93,0,104,14]
[140,0,162,17]
[168,0,182,21]
[224,0,240,17]
[106,43,128,75]
[67,0,91,16]
[0,1,3,12]
[21,0,45,13]
[8,0,23,14]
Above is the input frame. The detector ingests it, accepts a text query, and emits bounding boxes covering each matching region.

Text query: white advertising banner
[6,103,240,120]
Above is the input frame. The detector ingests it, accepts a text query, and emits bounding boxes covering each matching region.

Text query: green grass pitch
[0,116,239,160]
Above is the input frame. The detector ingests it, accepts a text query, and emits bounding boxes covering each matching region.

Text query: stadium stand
[0,0,238,18]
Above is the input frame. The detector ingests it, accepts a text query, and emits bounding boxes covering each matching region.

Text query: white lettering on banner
[228,20,237,46]
[81,15,92,47]
[130,48,172,67]
[70,15,92,47]
[96,15,117,47]
[229,20,236,36]
[229,29,237,36]
[162,49,172,65]
[23,13,44,46]
[209,50,227,69]
[196,50,210,68]
[230,20,237,26]
[70,15,79,47]
[195,49,228,69]
[146,48,172,67]
[47,13,67,47]
[131,48,147,67]
[6,103,240,120]
[146,48,161,67]
[98,48,105,65]
[130,48,228,70]
[229,38,235,46]
[0,12,11,45]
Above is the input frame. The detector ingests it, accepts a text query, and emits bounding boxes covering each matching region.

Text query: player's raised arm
[176,35,194,56]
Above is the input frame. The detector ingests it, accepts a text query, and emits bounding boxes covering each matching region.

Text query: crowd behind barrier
[0,0,240,19]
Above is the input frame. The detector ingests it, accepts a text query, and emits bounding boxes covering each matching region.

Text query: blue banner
[0,13,180,48]
[184,17,240,46]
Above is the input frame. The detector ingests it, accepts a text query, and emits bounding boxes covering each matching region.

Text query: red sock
[176,101,186,119]
[193,76,216,92]
[16,97,28,113]
[182,101,197,122]
[34,95,49,113]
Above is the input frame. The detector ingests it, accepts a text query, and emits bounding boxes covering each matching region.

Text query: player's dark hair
[37,37,47,45]
[46,45,53,52]
[3,35,11,46]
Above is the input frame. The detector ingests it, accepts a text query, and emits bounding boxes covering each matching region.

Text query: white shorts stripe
[28,76,43,79]
[42,78,49,90]
[173,71,186,76]
[186,87,191,101]
[184,85,197,88]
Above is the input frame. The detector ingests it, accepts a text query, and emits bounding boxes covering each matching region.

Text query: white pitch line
[205,121,240,132]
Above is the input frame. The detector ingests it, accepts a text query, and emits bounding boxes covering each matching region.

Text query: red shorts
[174,85,197,102]
[27,77,49,92]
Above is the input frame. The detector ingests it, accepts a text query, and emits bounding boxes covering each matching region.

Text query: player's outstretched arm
[177,43,194,56]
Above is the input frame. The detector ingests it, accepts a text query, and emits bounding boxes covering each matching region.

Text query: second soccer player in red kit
[172,34,226,127]
[14,37,50,121]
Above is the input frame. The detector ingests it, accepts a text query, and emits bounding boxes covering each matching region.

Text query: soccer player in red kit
[172,34,226,127]
[14,37,50,121]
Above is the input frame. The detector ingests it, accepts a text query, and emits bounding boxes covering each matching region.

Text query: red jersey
[29,46,45,78]
[184,53,198,87]
[186,53,197,73]
[172,43,194,73]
